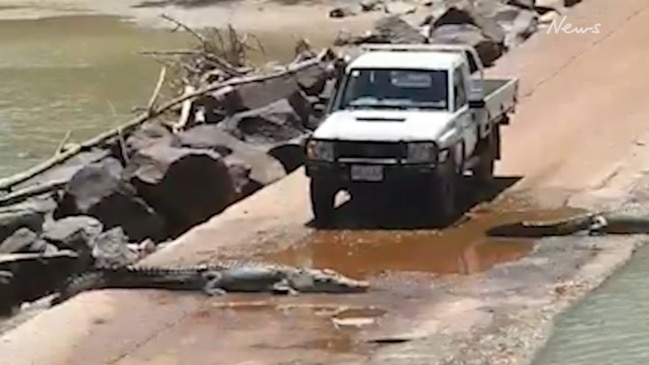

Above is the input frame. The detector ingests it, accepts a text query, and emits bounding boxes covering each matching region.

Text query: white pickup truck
[305,44,518,226]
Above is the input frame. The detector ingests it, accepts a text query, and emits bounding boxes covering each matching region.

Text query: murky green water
[533,242,649,365]
[0,15,192,178]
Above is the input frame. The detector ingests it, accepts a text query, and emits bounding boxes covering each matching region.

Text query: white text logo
[547,16,601,34]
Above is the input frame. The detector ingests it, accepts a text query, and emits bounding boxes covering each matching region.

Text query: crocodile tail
[52,271,108,305]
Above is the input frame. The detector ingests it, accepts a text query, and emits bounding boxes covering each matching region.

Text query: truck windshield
[336,68,449,111]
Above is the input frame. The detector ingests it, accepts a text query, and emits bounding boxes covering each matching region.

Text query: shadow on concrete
[305,176,523,230]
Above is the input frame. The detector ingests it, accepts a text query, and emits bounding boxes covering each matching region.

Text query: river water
[0,15,192,178]
[532,241,649,365]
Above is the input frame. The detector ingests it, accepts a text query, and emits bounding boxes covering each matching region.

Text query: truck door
[453,66,477,158]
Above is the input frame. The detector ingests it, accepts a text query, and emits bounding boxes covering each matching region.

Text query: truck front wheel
[310,179,337,227]
[430,157,459,226]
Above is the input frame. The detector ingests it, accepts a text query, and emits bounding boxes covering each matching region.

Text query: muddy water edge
[0,13,331,178]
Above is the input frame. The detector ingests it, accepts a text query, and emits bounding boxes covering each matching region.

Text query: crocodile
[52,262,369,305]
[486,210,649,238]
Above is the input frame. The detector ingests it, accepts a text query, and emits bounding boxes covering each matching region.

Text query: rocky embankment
[0,0,580,316]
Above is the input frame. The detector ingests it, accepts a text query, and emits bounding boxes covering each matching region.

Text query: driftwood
[147,66,167,114]
[0,49,333,192]
[0,179,67,207]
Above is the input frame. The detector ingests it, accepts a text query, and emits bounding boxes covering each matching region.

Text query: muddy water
[264,204,587,279]
[532,242,649,365]
[0,15,195,177]
[0,13,341,179]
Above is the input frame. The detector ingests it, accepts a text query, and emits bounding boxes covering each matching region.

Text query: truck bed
[482,78,518,122]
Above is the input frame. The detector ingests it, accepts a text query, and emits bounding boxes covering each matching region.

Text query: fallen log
[0,49,333,192]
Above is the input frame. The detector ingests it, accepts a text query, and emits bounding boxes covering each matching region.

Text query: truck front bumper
[305,160,437,187]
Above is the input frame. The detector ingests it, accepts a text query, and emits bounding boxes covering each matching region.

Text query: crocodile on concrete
[52,261,369,305]
[485,211,649,237]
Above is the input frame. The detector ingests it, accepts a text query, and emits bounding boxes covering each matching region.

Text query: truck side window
[453,68,467,111]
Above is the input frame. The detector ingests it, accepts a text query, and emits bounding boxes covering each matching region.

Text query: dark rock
[507,0,535,9]
[220,74,308,116]
[0,200,50,243]
[124,122,179,156]
[42,216,103,252]
[0,250,79,307]
[295,63,332,96]
[329,6,358,18]
[267,140,306,173]
[371,15,428,44]
[360,0,385,12]
[433,3,506,47]
[223,98,311,144]
[223,155,258,200]
[54,157,166,242]
[176,125,234,156]
[29,240,59,254]
[430,23,505,66]
[564,0,580,7]
[178,124,288,186]
[0,228,38,254]
[91,227,138,267]
[124,145,236,237]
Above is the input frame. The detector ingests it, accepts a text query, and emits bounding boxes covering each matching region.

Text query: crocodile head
[287,268,369,293]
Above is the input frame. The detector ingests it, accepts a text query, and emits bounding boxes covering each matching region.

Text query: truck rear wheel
[430,157,459,226]
[310,179,337,227]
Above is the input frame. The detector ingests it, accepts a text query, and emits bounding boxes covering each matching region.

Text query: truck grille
[335,141,405,160]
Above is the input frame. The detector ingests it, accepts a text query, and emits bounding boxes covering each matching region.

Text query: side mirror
[468,99,485,108]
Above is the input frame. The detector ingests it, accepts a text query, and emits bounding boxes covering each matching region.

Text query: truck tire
[472,125,499,186]
[310,179,337,227]
[430,156,459,226]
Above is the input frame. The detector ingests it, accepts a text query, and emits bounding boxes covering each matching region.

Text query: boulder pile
[0,23,336,314]
[332,0,578,66]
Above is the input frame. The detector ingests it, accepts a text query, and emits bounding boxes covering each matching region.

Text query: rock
[360,0,385,12]
[223,155,257,200]
[28,240,59,255]
[223,98,311,144]
[329,6,358,18]
[430,23,505,66]
[41,216,103,252]
[178,124,288,186]
[507,9,538,47]
[124,122,179,156]
[432,3,506,47]
[371,15,428,44]
[221,74,308,115]
[295,63,332,96]
[0,228,38,254]
[0,200,50,243]
[54,157,166,242]
[124,145,236,237]
[384,2,418,15]
[91,227,138,267]
[507,0,535,9]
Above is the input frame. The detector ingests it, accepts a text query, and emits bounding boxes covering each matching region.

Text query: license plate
[350,165,383,181]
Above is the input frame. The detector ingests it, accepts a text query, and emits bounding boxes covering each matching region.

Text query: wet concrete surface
[263,200,587,279]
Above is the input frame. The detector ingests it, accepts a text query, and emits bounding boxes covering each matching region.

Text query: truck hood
[312,110,455,142]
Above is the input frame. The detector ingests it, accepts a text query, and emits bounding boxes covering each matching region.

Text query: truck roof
[347,50,463,71]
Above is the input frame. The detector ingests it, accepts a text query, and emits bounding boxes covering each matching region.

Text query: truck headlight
[306,140,334,161]
[407,142,436,163]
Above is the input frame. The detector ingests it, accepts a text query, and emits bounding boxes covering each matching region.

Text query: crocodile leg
[272,280,299,296]
[201,271,227,296]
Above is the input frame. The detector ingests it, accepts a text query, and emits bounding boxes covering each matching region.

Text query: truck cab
[305,44,518,227]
